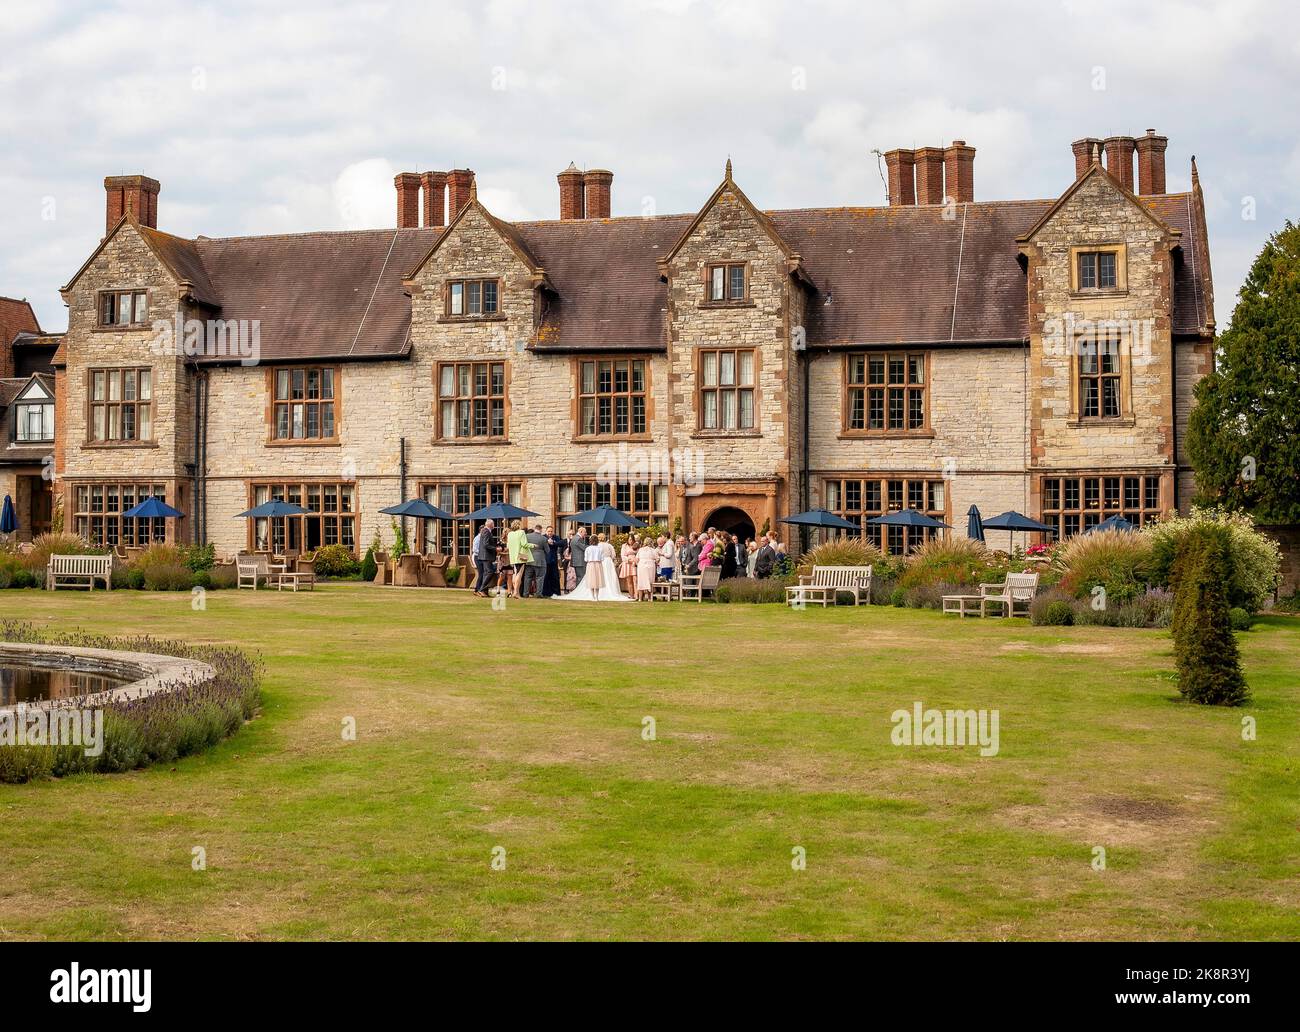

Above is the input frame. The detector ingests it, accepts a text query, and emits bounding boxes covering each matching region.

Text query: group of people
[470,520,789,602]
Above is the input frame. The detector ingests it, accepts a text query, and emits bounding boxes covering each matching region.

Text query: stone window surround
[440,277,506,322]
[702,261,754,305]
[1067,242,1128,297]
[434,359,511,445]
[70,478,178,547]
[94,287,152,330]
[570,354,654,443]
[554,478,670,537]
[84,366,156,448]
[1035,469,1169,538]
[245,479,358,554]
[690,345,761,438]
[265,365,342,447]
[819,472,951,555]
[840,350,934,439]
[1066,330,1136,427]
[417,480,523,558]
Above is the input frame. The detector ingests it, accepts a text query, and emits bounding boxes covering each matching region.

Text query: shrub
[890,585,907,607]
[180,542,216,573]
[1145,507,1281,612]
[902,582,952,610]
[361,547,378,582]
[1275,590,1300,614]
[110,565,134,590]
[313,544,360,578]
[208,564,238,590]
[23,532,101,573]
[1229,607,1253,631]
[897,536,992,590]
[192,570,212,590]
[445,563,461,586]
[1044,600,1075,626]
[1172,526,1249,706]
[143,561,193,591]
[1029,588,1073,626]
[714,576,791,604]
[13,569,36,590]
[126,567,146,590]
[1057,529,1153,604]
[796,537,885,578]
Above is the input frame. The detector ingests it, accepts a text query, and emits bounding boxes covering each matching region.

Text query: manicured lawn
[1,583,1297,941]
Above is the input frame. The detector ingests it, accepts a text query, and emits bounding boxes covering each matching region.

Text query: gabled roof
[0,371,56,465]
[60,214,220,306]
[1015,162,1181,244]
[403,198,541,284]
[662,162,800,268]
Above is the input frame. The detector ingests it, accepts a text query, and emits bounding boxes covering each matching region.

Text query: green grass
[1,583,1297,940]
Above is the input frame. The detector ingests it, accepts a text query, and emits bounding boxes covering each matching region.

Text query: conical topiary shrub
[1172,525,1249,706]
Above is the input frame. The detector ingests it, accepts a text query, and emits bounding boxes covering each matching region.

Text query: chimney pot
[558,162,585,219]
[420,171,448,227]
[943,140,976,203]
[448,169,475,217]
[1102,136,1136,192]
[394,172,421,228]
[1071,138,1103,180]
[104,174,161,234]
[914,147,946,205]
[583,169,613,219]
[1135,130,1168,195]
[884,148,916,206]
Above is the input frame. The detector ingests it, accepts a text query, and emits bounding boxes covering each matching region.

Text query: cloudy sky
[2,0,1296,332]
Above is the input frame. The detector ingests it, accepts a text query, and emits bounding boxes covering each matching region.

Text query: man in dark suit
[542,525,562,597]
[472,519,497,597]
[754,534,777,579]
[569,526,589,588]
[521,525,549,597]
[681,532,701,577]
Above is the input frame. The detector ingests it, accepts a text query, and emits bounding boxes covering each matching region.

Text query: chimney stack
[884,148,916,206]
[914,147,946,205]
[448,168,476,216]
[105,175,160,234]
[395,172,421,228]
[421,171,447,227]
[1135,130,1168,195]
[583,169,613,219]
[943,140,975,203]
[1103,136,1136,191]
[558,162,585,219]
[1071,138,1102,180]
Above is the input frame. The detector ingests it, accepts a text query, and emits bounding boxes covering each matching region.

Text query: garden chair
[236,553,269,590]
[394,553,422,587]
[372,550,391,585]
[679,566,721,602]
[419,552,450,588]
[979,571,1040,618]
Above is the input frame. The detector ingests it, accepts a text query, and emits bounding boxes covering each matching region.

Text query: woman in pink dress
[619,536,638,595]
[635,540,658,600]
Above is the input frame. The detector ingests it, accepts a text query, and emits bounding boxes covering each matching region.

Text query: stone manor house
[1,129,1215,561]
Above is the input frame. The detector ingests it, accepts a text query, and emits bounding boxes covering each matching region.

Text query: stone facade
[48,156,1217,560]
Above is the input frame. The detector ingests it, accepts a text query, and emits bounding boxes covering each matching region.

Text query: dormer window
[447,278,500,317]
[13,379,53,443]
[98,290,148,327]
[707,263,747,302]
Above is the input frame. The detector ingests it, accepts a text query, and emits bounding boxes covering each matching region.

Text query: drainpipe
[399,436,408,547]
[199,366,209,544]
[801,347,811,554]
[189,359,201,544]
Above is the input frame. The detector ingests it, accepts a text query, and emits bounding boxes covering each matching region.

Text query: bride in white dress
[557,533,631,602]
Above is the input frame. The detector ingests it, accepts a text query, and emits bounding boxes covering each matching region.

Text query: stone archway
[703,505,756,543]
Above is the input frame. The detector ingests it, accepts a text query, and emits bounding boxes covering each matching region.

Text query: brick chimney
[914,147,945,205]
[1103,136,1136,191]
[1135,130,1168,195]
[884,149,916,206]
[943,140,975,203]
[583,169,613,219]
[1071,138,1102,179]
[421,171,447,227]
[448,169,476,216]
[558,163,585,219]
[105,175,160,233]
[395,172,421,228]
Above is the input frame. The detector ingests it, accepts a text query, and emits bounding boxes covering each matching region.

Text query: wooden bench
[236,554,271,590]
[978,571,1039,618]
[47,554,113,591]
[786,565,873,607]
[679,566,720,602]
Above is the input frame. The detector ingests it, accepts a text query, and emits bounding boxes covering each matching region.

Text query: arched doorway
[704,506,756,543]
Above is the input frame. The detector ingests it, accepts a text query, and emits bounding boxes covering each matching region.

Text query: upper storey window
[272,367,338,442]
[89,368,152,442]
[13,379,54,443]
[447,278,500,317]
[707,263,747,303]
[1069,244,1126,294]
[98,290,148,327]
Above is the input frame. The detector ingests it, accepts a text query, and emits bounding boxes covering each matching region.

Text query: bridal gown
[557,542,631,602]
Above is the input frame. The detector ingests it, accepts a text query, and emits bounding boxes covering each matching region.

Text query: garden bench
[786,565,873,607]
[46,554,113,591]
[236,554,273,590]
[679,566,721,602]
[977,571,1040,618]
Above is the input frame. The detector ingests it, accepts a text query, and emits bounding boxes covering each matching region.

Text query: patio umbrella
[567,504,646,529]
[981,510,1055,553]
[235,500,311,518]
[864,508,951,529]
[379,498,455,521]
[462,501,539,522]
[0,495,15,536]
[966,504,985,543]
[1088,514,1136,534]
[780,508,860,531]
[122,497,185,519]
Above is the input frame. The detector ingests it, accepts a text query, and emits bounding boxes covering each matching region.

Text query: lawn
[0,583,1297,941]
